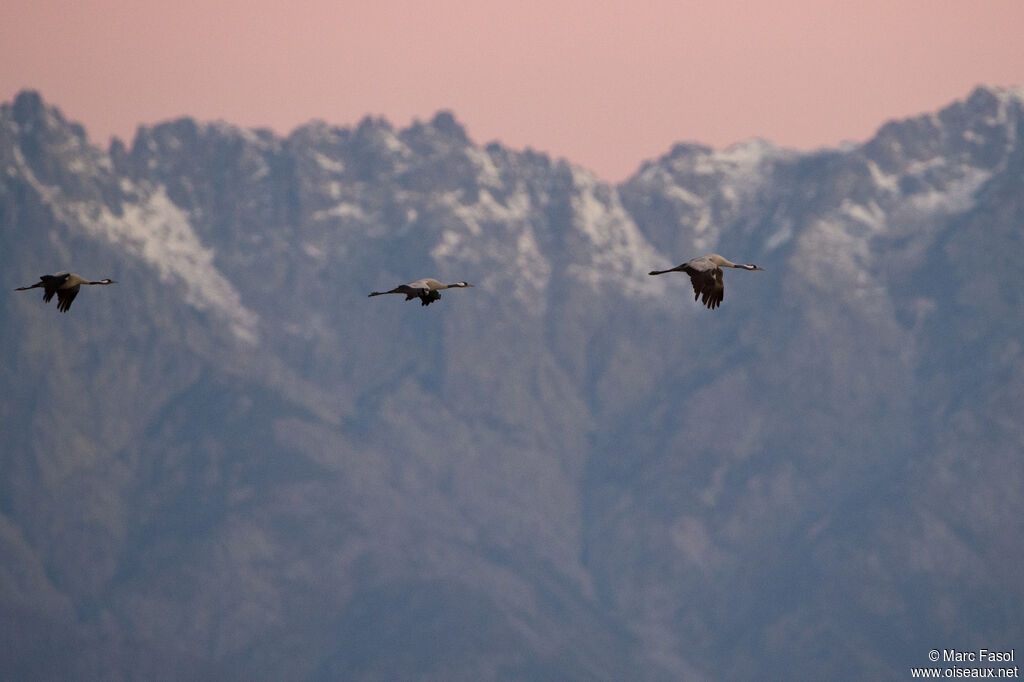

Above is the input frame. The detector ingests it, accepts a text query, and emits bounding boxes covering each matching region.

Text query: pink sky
[3,0,1023,182]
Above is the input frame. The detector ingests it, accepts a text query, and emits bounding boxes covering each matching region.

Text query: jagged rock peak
[427,110,468,142]
[287,119,350,146]
[862,84,1022,175]
[11,90,46,126]
[354,115,395,137]
[5,90,86,142]
[967,83,1024,105]
[132,116,278,151]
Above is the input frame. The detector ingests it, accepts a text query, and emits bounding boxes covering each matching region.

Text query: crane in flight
[649,254,763,309]
[15,272,118,312]
[368,278,473,306]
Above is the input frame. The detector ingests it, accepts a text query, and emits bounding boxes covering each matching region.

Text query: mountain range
[1,85,1022,679]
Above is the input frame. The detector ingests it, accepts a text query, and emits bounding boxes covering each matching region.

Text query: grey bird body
[649,254,763,309]
[368,278,473,306]
[15,272,117,312]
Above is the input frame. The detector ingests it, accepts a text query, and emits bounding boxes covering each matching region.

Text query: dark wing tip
[55,288,78,312]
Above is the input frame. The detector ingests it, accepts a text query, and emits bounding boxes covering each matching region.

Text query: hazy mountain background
[1,86,1022,680]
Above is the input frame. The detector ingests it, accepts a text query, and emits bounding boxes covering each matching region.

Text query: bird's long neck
[722,260,760,270]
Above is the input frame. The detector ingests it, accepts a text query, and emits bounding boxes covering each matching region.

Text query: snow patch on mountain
[12,137,259,341]
[431,187,552,312]
[840,199,887,232]
[798,217,887,309]
[867,161,900,194]
[25,166,262,342]
[464,146,503,188]
[567,169,669,298]
[711,138,782,173]
[511,227,552,312]
[314,152,344,173]
[907,167,992,215]
[75,186,260,343]
[313,201,367,223]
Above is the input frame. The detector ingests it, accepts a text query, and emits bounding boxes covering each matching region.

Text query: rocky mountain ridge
[1,85,1022,680]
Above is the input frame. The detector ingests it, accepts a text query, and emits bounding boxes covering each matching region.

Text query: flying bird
[368,278,473,306]
[15,272,118,312]
[649,254,763,309]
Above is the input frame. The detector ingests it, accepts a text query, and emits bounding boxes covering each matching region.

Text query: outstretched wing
[393,279,430,302]
[418,290,442,306]
[703,268,725,309]
[56,285,79,312]
[683,264,724,309]
[368,279,444,305]
[41,273,70,303]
